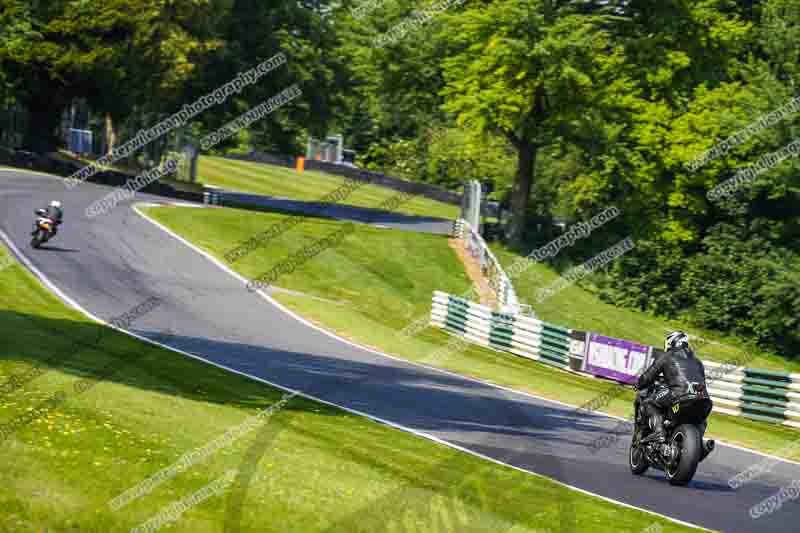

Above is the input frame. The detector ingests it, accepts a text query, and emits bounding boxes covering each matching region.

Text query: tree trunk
[506,141,537,245]
[22,104,62,154]
[105,112,117,157]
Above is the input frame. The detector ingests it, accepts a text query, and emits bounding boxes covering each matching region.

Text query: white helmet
[50,200,61,208]
[665,331,690,352]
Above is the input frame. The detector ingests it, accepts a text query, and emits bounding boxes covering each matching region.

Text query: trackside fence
[701,360,800,429]
[430,291,570,369]
[430,291,800,430]
[453,219,526,315]
[203,187,223,206]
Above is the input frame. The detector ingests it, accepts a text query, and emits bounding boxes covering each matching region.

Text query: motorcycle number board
[582,333,652,385]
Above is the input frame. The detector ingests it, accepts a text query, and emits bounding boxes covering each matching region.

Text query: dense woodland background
[1,0,798,355]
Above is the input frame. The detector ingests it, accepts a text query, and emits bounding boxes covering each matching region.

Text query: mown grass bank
[0,241,709,532]
[142,206,800,462]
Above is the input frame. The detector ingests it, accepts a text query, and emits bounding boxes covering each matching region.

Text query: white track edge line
[0,229,107,326]
[0,167,63,179]
[136,206,719,528]
[1,219,708,531]
[132,203,800,470]
[3,187,799,474]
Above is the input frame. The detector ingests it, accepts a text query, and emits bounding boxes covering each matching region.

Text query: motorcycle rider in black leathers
[33,200,63,237]
[637,331,715,459]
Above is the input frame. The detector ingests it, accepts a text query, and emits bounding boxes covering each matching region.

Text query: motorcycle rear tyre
[665,424,702,486]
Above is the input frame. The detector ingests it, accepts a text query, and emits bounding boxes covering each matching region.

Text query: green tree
[0,0,229,152]
[559,1,754,243]
[194,0,343,154]
[336,0,452,148]
[438,0,627,243]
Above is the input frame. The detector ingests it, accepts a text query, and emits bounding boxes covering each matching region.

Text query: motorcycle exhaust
[700,439,715,462]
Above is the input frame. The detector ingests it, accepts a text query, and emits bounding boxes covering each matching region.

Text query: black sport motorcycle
[31,209,57,249]
[629,378,715,485]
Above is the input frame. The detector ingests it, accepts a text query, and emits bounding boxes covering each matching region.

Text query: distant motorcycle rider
[32,200,63,237]
[636,331,713,445]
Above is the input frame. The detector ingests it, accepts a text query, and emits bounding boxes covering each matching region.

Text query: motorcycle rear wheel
[665,424,702,486]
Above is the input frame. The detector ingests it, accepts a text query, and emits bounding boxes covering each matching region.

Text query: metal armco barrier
[430,291,571,369]
[431,291,800,430]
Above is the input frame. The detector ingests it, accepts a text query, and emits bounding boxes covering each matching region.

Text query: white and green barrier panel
[430,291,571,369]
[431,291,800,429]
[700,361,800,429]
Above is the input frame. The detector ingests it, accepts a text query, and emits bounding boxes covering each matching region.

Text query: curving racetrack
[1,168,798,533]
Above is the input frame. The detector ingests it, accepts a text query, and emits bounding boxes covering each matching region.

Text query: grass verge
[0,241,711,532]
[141,206,800,462]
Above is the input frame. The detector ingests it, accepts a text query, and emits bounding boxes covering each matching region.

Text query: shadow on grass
[0,309,305,413]
[0,309,586,531]
[0,308,624,448]
[0,308,782,533]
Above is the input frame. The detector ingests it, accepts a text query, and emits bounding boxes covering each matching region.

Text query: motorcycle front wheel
[665,424,702,486]
[30,229,45,248]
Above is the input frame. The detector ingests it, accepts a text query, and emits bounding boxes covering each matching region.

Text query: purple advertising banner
[582,333,652,385]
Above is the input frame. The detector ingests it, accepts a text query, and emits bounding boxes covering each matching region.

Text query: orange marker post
[296,156,305,173]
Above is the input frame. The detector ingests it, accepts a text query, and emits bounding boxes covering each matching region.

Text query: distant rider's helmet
[665,331,690,352]
[50,200,62,209]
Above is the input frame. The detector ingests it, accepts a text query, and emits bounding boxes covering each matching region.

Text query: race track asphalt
[1,169,798,533]
[215,189,456,236]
